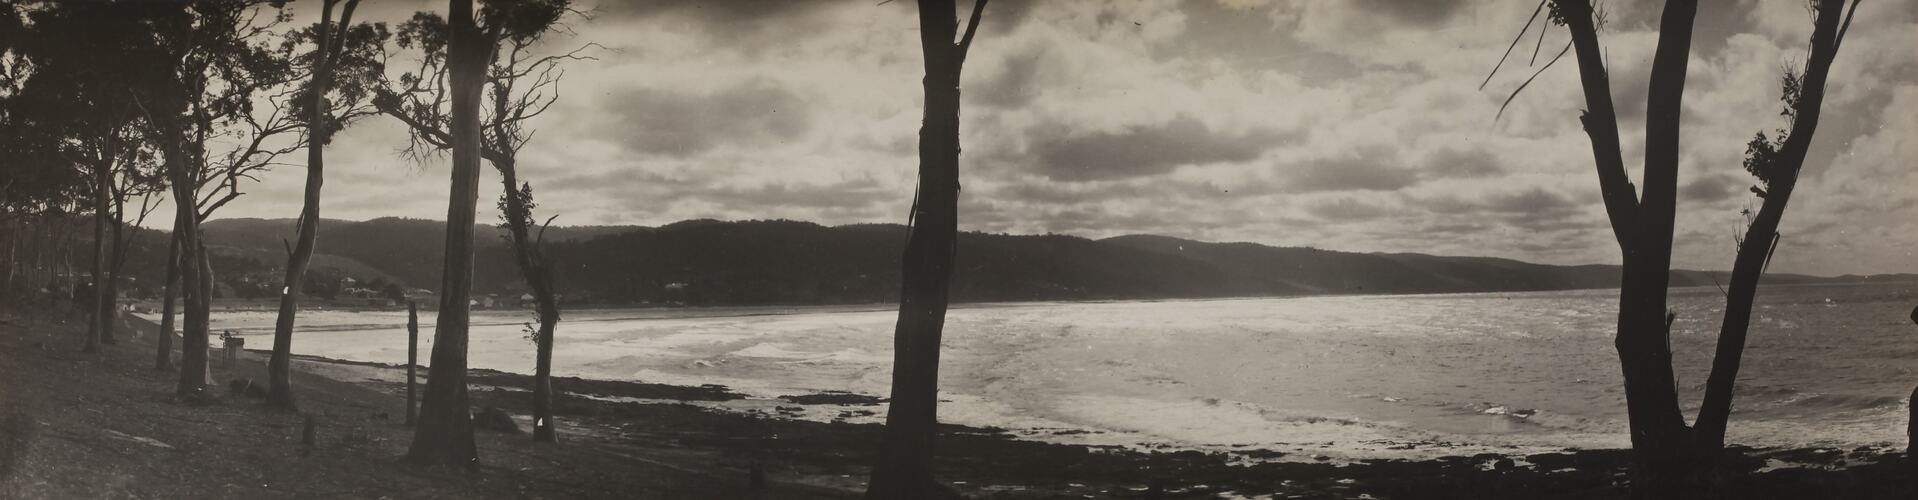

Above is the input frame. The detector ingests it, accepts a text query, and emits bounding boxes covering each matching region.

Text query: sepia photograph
[1,0,1915,498]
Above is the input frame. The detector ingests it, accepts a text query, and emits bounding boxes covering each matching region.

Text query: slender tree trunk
[195,239,213,387]
[492,153,563,442]
[868,1,983,497]
[267,0,347,412]
[102,196,124,345]
[86,161,108,353]
[157,221,180,370]
[406,0,485,467]
[1694,0,1852,453]
[531,300,557,441]
[406,301,419,426]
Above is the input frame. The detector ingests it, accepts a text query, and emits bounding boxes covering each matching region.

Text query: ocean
[170,281,1918,461]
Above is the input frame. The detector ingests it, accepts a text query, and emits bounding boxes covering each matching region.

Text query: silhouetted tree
[265,0,387,411]
[8,1,159,352]
[867,0,988,497]
[131,0,301,397]
[405,0,487,468]
[1491,0,1859,493]
[377,0,590,443]
[1694,0,1858,453]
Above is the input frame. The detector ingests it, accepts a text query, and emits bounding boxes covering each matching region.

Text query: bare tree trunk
[868,1,984,497]
[491,154,562,442]
[157,108,211,397]
[1558,0,1698,493]
[406,0,485,467]
[195,239,213,388]
[406,301,419,426]
[102,195,124,345]
[86,161,108,353]
[157,221,180,370]
[268,0,360,412]
[1694,0,1854,453]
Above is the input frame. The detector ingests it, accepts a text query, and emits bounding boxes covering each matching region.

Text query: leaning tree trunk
[406,0,485,468]
[267,1,346,412]
[867,1,984,497]
[1693,0,1854,454]
[156,222,180,370]
[492,149,563,442]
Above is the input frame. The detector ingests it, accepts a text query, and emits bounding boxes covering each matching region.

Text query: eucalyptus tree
[135,0,305,396]
[400,0,489,467]
[9,1,163,351]
[1489,0,1861,493]
[867,0,989,497]
[264,0,388,411]
[376,0,590,443]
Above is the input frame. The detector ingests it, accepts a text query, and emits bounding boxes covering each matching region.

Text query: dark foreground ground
[2,306,1915,499]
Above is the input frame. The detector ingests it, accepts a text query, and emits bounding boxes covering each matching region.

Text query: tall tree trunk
[868,1,983,497]
[86,161,108,352]
[406,0,485,468]
[155,105,212,397]
[531,309,556,441]
[156,221,180,370]
[268,0,355,412]
[1558,0,1698,493]
[492,153,562,442]
[1694,0,1854,453]
[102,195,124,345]
[194,239,213,387]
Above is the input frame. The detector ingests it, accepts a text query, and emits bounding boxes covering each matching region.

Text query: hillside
[186,218,1915,306]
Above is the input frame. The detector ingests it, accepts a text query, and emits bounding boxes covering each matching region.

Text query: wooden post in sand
[406,301,419,426]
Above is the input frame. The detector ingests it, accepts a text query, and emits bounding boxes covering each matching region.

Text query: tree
[405,0,487,467]
[133,0,302,397]
[1490,0,1860,493]
[1693,0,1858,454]
[8,1,159,352]
[866,0,987,497]
[378,0,590,444]
[265,0,386,411]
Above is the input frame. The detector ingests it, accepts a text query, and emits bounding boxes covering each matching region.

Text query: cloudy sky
[175,0,1918,276]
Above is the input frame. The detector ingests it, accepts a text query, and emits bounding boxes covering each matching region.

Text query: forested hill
[192,217,1912,306]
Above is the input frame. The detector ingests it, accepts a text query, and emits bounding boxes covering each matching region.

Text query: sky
[164,0,1918,276]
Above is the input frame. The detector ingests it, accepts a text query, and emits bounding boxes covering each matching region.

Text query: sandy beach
[2,306,1913,499]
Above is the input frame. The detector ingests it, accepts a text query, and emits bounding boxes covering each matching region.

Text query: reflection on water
[184,281,1918,459]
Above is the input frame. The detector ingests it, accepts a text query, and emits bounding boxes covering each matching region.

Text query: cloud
[1026,116,1294,182]
[602,78,812,158]
[1422,146,1506,178]
[172,0,1918,277]
[1681,172,1748,203]
[1306,196,1393,221]
[1283,148,1421,192]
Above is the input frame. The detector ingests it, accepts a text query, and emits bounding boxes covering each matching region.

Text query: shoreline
[6,309,1915,498]
[127,278,1918,320]
[279,347,1915,498]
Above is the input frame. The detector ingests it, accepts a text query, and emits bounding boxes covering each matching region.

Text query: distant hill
[188,218,1917,306]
